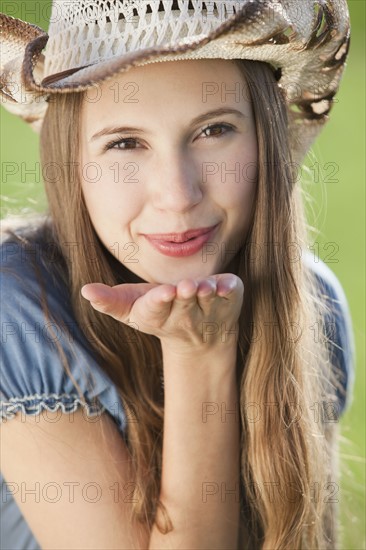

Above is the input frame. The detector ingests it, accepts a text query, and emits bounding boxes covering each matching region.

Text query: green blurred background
[1,1,365,548]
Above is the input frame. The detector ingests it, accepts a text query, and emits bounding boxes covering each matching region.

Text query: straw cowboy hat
[0,0,350,164]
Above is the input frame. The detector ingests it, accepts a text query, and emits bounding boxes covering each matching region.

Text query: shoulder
[303,249,351,309]
[0,217,128,437]
[1,214,66,294]
[302,250,356,415]
[0,215,69,339]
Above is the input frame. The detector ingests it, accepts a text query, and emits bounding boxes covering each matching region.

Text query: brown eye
[105,137,142,151]
[115,138,137,149]
[200,123,234,139]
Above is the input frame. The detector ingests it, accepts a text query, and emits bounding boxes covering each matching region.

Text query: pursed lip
[141,223,220,243]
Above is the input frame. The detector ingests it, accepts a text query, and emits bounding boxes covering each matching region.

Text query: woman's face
[80,59,258,284]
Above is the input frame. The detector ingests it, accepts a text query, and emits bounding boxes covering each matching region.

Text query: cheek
[227,181,257,243]
[80,166,143,226]
[215,141,258,239]
[209,135,258,201]
[80,144,139,211]
[220,177,257,207]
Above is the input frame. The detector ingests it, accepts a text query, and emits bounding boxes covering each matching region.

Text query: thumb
[81,283,129,320]
[81,282,157,322]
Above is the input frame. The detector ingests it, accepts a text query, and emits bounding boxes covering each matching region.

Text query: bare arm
[149,344,240,549]
[0,408,150,549]
[82,272,244,547]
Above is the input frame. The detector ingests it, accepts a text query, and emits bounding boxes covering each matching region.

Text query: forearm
[149,344,241,550]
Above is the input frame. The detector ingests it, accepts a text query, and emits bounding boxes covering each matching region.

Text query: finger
[82,282,157,303]
[175,279,199,301]
[197,277,217,297]
[81,283,128,320]
[197,278,217,307]
[143,283,177,308]
[83,281,160,306]
[81,283,114,303]
[196,278,217,316]
[82,281,176,321]
[127,283,176,325]
[216,274,244,298]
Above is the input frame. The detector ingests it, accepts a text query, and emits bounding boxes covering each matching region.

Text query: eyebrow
[89,107,247,142]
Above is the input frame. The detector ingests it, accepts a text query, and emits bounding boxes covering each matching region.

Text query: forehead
[81,58,251,127]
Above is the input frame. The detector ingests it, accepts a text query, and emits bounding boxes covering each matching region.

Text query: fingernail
[226,278,237,291]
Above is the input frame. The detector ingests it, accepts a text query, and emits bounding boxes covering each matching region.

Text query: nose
[150,151,203,213]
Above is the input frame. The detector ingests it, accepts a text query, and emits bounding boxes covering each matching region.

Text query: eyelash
[103,123,235,151]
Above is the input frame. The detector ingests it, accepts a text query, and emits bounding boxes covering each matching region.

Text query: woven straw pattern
[44,1,240,77]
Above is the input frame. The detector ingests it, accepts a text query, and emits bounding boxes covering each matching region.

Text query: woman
[0,1,355,548]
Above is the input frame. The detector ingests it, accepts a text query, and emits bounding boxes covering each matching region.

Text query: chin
[152,264,221,286]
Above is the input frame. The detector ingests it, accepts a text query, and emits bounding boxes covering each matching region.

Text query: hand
[81,274,244,351]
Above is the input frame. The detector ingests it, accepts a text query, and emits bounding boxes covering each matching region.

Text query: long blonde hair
[3,59,343,548]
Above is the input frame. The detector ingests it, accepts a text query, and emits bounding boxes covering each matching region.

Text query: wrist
[160,340,238,380]
[160,321,239,357]
[161,339,237,359]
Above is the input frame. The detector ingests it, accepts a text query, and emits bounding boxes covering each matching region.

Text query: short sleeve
[303,251,356,416]
[0,236,128,437]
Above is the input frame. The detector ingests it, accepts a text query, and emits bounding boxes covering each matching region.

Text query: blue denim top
[0,228,356,549]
